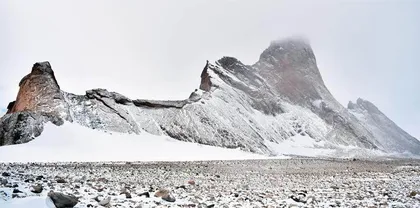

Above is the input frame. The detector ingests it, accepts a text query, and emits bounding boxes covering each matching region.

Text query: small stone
[176,185,187,189]
[31,184,43,193]
[330,185,339,190]
[56,178,67,183]
[24,179,34,183]
[188,180,196,185]
[162,193,176,202]
[97,178,108,183]
[48,191,78,208]
[120,187,128,194]
[197,203,207,208]
[95,187,104,192]
[1,178,8,185]
[138,192,150,198]
[155,189,176,202]
[98,197,111,207]
[13,189,23,193]
[2,172,11,177]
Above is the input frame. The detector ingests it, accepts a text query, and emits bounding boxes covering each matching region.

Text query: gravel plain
[1,158,420,207]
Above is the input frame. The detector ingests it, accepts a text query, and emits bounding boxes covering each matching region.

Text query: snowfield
[1,121,416,164]
[0,122,271,163]
[0,196,51,208]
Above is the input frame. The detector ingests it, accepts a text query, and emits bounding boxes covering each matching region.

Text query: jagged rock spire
[7,61,71,120]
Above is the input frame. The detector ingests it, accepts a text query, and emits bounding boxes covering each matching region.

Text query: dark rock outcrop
[0,62,69,145]
[47,191,78,208]
[199,60,212,92]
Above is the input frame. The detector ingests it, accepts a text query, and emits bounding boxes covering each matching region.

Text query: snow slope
[1,121,411,163]
[0,122,269,163]
[0,196,52,208]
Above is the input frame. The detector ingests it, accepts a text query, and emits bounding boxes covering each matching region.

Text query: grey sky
[0,0,419,139]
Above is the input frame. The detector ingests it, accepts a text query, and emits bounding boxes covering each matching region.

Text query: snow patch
[0,122,268,163]
[266,134,334,157]
[0,195,52,208]
[311,99,323,109]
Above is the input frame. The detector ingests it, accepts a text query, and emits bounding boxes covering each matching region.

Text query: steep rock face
[199,60,212,92]
[219,39,378,149]
[1,39,419,156]
[8,62,71,119]
[255,39,327,106]
[0,62,69,145]
[348,98,420,154]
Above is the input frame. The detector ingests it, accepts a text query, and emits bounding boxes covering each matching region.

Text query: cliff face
[7,62,71,120]
[0,62,69,145]
[1,38,419,156]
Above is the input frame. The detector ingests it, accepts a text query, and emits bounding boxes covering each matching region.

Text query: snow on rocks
[0,159,419,207]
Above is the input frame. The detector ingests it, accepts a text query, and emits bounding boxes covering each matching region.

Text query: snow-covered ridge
[348,98,420,154]
[1,38,419,158]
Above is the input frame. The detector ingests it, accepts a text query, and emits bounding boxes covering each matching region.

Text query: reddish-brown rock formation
[7,62,71,120]
[199,60,212,92]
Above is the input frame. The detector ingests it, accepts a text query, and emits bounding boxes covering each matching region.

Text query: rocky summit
[1,38,419,156]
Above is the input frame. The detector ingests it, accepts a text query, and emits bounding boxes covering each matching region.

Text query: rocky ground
[0,158,420,207]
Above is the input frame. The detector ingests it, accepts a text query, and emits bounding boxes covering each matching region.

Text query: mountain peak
[256,37,319,79]
[269,36,311,48]
[259,37,313,63]
[254,38,329,107]
[31,61,53,75]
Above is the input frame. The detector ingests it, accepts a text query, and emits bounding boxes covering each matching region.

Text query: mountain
[1,38,419,157]
[348,98,420,154]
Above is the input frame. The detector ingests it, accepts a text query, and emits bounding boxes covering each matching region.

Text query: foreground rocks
[48,191,79,208]
[0,158,419,207]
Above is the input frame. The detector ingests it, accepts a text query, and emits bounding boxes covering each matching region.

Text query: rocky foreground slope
[1,159,420,207]
[1,38,419,156]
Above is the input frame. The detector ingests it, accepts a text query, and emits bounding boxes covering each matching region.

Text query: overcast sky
[0,0,419,139]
